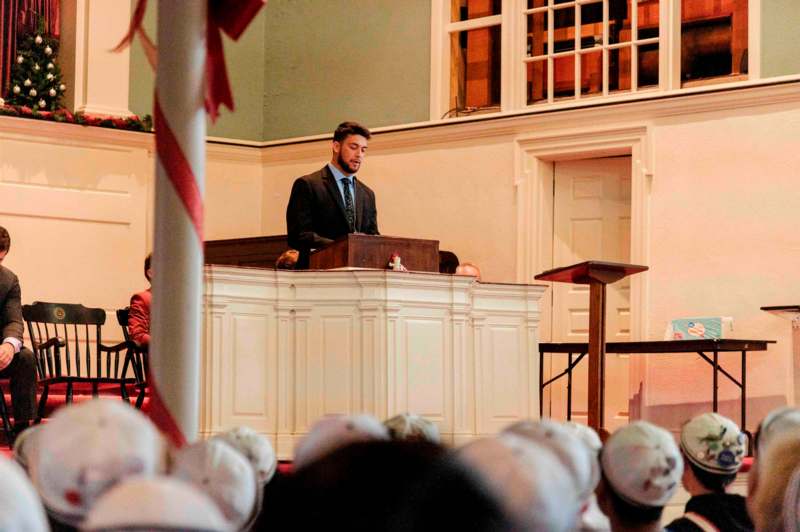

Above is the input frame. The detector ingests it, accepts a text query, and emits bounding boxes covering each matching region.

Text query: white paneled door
[549,157,632,430]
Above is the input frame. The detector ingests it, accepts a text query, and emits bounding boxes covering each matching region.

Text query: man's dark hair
[602,473,664,526]
[0,226,10,253]
[333,121,371,142]
[144,253,152,281]
[687,460,736,492]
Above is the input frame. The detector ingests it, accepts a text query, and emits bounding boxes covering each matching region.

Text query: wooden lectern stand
[309,234,440,272]
[536,261,648,433]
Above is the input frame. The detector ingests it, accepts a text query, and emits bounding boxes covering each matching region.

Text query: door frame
[513,125,654,415]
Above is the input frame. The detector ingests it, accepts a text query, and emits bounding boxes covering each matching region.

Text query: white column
[59,0,133,116]
[150,0,207,441]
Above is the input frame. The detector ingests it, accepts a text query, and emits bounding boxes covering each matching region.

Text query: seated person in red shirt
[128,253,152,348]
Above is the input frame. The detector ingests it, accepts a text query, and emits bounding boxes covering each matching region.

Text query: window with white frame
[443,0,504,117]
[525,0,660,104]
[432,0,751,118]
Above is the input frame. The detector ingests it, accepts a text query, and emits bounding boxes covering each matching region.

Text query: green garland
[0,103,152,132]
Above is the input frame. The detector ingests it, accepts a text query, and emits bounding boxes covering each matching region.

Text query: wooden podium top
[309,234,440,272]
[535,260,648,285]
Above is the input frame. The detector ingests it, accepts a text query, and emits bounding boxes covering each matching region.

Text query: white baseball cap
[211,426,277,484]
[503,418,598,502]
[12,422,42,472]
[458,433,581,532]
[82,476,231,531]
[0,456,49,532]
[171,438,257,530]
[680,412,746,474]
[783,466,800,532]
[601,421,683,507]
[757,407,800,457]
[383,413,441,443]
[294,414,390,470]
[28,399,167,525]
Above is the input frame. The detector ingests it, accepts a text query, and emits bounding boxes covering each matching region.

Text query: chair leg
[135,385,146,409]
[120,381,129,402]
[36,385,50,423]
[66,382,74,403]
[0,388,13,446]
[91,381,98,398]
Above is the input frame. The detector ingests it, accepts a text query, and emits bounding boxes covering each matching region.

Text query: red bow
[114,0,265,122]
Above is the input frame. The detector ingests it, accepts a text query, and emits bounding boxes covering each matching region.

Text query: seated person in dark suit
[128,253,152,348]
[286,121,379,269]
[0,226,37,440]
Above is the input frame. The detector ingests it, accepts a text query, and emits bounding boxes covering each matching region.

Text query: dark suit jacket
[286,165,379,268]
[0,265,23,342]
[128,288,151,347]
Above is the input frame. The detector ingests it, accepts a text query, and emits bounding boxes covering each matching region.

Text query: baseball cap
[211,426,277,484]
[383,413,441,443]
[294,414,390,470]
[83,476,231,531]
[757,407,800,457]
[12,423,42,472]
[503,418,598,502]
[601,421,683,507]
[680,412,746,474]
[784,466,800,532]
[0,456,49,532]
[171,438,257,530]
[28,399,167,525]
[458,433,581,532]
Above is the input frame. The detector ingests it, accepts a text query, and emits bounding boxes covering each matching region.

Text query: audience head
[144,252,152,282]
[754,406,800,459]
[171,438,258,531]
[0,457,49,532]
[384,413,441,444]
[275,249,299,270]
[748,433,800,532]
[457,432,580,531]
[0,225,9,256]
[12,422,42,472]
[455,262,482,281]
[29,399,167,526]
[782,465,800,532]
[293,414,390,470]
[679,412,746,494]
[211,426,277,485]
[82,476,229,532]
[563,420,603,454]
[387,448,515,532]
[559,422,609,532]
[263,439,459,531]
[598,421,682,529]
[502,418,598,503]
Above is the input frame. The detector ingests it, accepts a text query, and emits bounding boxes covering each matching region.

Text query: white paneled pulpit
[201,266,546,458]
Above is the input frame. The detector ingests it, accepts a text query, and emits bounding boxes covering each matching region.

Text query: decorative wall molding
[202,266,546,457]
[513,124,653,345]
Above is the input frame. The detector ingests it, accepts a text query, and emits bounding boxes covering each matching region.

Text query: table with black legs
[539,338,774,441]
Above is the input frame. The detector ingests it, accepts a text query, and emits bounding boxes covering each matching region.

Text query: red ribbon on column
[114,0,266,122]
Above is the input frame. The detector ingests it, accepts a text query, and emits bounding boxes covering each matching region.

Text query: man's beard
[337,153,358,175]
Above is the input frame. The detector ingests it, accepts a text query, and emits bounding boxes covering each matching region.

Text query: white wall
[0,118,264,342]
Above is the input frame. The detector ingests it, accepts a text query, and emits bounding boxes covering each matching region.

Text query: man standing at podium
[286,121,379,268]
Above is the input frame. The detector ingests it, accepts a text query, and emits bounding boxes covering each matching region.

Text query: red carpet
[1,386,150,449]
